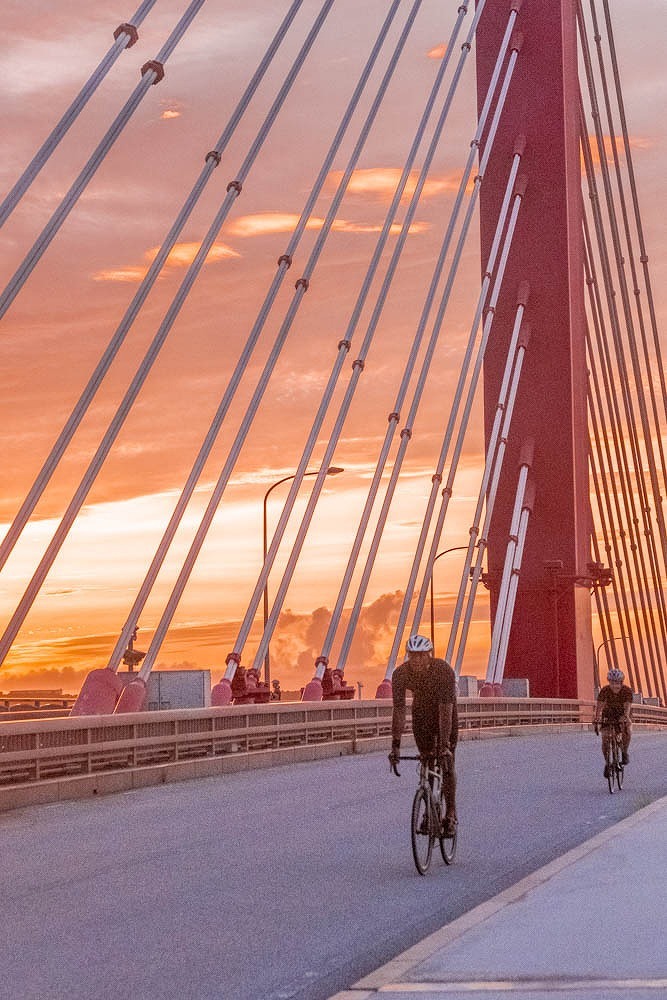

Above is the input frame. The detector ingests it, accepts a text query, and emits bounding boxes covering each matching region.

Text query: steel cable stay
[588,330,667,703]
[0,0,306,576]
[488,476,535,687]
[316,109,522,686]
[0,0,208,321]
[585,292,651,694]
[98,0,411,685]
[0,0,336,671]
[105,0,431,704]
[584,265,664,697]
[332,24,523,680]
[242,4,529,688]
[586,348,645,695]
[589,524,623,684]
[485,455,531,687]
[579,17,667,588]
[584,248,666,700]
[580,110,667,682]
[449,321,530,678]
[0,0,160,228]
[599,0,667,443]
[413,286,526,672]
[579,5,667,574]
[220,0,483,688]
[585,0,667,509]
[580,115,667,633]
[583,243,649,694]
[303,5,517,689]
[384,180,527,676]
[583,200,667,672]
[282,6,518,689]
[584,237,663,699]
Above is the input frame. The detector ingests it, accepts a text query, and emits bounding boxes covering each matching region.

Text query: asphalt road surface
[1,730,665,1000]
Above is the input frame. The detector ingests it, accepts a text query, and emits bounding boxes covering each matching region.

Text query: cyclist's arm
[392,705,406,750]
[391,666,407,751]
[622,693,633,722]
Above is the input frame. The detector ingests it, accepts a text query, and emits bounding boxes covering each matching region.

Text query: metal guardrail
[1,697,664,794]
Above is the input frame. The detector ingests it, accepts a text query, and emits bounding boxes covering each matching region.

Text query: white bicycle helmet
[607,668,624,683]
[406,634,433,654]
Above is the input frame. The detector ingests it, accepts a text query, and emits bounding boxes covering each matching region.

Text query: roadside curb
[329,794,667,998]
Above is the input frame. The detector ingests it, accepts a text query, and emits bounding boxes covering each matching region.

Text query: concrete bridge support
[477,0,593,698]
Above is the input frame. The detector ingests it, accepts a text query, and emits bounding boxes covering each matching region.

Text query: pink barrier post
[114,678,147,713]
[211,678,233,705]
[375,679,392,699]
[301,678,323,701]
[69,668,123,716]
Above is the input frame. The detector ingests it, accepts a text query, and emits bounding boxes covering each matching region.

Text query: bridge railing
[0,698,664,811]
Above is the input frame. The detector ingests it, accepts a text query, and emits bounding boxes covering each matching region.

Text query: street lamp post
[262,466,344,684]
[429,546,468,650]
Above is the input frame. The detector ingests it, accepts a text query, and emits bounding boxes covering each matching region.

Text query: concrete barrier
[0,698,664,812]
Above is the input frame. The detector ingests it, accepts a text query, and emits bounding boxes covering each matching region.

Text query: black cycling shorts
[414,726,457,758]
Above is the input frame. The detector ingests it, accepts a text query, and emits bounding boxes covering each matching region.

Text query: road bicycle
[602,721,625,793]
[391,753,457,874]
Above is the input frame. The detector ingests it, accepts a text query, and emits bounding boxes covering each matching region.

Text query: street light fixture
[262,466,344,684]
[429,546,468,650]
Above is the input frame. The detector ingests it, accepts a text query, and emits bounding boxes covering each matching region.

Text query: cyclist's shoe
[621,751,629,765]
[603,764,610,778]
[418,815,429,835]
[442,816,458,838]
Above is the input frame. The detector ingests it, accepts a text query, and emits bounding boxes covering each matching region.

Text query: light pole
[595,635,626,693]
[429,546,467,650]
[262,466,344,684]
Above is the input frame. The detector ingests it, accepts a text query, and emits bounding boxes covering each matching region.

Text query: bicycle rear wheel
[411,787,433,875]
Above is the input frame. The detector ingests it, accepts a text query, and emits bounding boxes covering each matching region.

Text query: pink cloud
[93,241,240,283]
[227,212,429,238]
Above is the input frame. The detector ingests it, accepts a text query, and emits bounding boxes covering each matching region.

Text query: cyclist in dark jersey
[593,667,632,776]
[389,634,458,835]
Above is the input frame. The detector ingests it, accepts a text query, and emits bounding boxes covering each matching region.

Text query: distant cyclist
[388,634,458,836]
[593,667,632,776]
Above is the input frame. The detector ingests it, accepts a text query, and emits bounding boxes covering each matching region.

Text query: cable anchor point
[141,60,165,84]
[114,23,139,47]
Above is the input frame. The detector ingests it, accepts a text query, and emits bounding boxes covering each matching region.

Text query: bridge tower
[477,0,593,698]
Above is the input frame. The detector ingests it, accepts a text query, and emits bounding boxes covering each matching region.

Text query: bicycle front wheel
[411,787,434,875]
[615,743,624,791]
[605,743,614,794]
[439,822,458,865]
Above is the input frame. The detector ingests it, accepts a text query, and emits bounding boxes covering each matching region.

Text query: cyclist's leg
[414,730,436,834]
[414,729,436,790]
[620,717,631,763]
[441,747,457,830]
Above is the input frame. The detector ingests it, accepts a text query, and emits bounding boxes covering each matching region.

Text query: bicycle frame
[602,721,624,793]
[392,752,456,873]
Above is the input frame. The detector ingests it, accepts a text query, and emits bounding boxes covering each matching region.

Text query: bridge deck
[336,793,667,1000]
[1,730,665,1000]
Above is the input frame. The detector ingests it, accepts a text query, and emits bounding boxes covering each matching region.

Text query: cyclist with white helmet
[389,634,458,835]
[593,667,633,776]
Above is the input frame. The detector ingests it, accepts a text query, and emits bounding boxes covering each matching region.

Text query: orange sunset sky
[1,0,665,696]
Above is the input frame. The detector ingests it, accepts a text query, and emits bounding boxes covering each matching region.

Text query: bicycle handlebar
[389,753,420,777]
